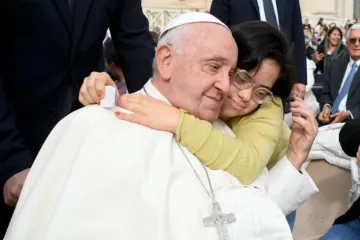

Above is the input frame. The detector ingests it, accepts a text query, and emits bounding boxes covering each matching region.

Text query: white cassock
[4,80,318,240]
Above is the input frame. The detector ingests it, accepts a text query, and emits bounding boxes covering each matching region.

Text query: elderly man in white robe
[4,13,318,240]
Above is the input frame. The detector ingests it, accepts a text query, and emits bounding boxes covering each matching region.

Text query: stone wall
[143,8,207,32]
[142,0,355,32]
[142,0,211,9]
[300,0,355,26]
[142,0,211,32]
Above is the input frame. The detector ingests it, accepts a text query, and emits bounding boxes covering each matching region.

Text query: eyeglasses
[231,69,273,104]
[349,38,360,45]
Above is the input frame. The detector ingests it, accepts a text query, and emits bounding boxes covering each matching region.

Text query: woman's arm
[177,99,283,185]
[116,94,284,185]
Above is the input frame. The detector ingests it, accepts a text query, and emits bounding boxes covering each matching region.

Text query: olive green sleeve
[175,97,284,185]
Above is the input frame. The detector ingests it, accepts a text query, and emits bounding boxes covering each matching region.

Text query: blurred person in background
[341,26,347,44]
[304,23,311,31]
[150,31,159,49]
[316,24,328,42]
[329,22,336,29]
[309,27,319,46]
[304,25,319,47]
[315,27,349,74]
[315,17,324,35]
[311,27,315,35]
[318,24,360,125]
[345,19,353,30]
[305,36,316,60]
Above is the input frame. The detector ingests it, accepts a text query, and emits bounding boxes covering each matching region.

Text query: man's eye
[207,64,220,72]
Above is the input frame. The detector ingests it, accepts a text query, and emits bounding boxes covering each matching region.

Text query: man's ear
[155,45,174,81]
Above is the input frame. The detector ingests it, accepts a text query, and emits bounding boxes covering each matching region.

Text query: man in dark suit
[0,0,154,237]
[210,0,307,99]
[318,24,360,125]
[322,119,360,239]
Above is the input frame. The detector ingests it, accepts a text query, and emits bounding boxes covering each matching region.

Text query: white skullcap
[159,12,229,39]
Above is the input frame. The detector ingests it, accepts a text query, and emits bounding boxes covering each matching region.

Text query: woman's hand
[114,94,181,134]
[357,145,360,166]
[287,97,318,169]
[315,52,324,63]
[318,105,331,124]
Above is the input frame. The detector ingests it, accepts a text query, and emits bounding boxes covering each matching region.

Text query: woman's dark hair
[150,31,159,47]
[327,26,343,40]
[103,39,121,66]
[231,21,295,99]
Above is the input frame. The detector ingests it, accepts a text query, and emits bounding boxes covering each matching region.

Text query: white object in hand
[100,86,116,108]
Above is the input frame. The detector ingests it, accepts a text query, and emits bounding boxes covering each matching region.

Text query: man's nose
[215,73,231,94]
[238,88,252,102]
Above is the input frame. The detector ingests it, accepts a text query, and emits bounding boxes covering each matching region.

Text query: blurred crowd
[303,17,360,74]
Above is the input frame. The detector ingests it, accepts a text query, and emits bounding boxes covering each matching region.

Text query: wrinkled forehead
[183,23,238,65]
[350,29,360,38]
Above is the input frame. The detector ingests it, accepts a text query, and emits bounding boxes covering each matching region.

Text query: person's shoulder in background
[339,119,360,157]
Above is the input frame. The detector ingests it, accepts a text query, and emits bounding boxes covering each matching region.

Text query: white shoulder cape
[5,80,318,240]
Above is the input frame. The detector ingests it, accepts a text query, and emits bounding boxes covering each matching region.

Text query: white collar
[142,79,171,105]
[349,58,360,67]
[114,79,171,114]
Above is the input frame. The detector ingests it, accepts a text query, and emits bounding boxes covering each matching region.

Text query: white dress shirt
[257,0,280,27]
[337,58,360,114]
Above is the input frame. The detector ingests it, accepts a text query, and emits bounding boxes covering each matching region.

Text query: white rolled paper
[100,86,116,108]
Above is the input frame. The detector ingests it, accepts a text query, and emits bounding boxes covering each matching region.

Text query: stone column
[354,0,360,18]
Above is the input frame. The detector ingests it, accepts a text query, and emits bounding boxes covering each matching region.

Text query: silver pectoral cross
[203,201,236,240]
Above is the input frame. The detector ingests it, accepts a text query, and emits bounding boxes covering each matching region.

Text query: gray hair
[346,23,360,40]
[152,24,191,74]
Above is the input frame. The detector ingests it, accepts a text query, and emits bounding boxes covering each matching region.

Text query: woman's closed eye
[255,89,267,97]
[236,76,248,84]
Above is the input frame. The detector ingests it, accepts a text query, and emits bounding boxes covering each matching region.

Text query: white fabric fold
[5,80,318,240]
[304,123,360,207]
[267,156,319,215]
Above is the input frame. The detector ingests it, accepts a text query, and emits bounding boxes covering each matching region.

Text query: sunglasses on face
[349,38,360,45]
[231,69,274,104]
